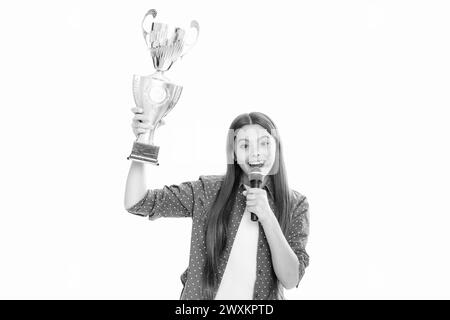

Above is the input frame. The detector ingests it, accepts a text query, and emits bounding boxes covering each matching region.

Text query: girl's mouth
[248,161,265,169]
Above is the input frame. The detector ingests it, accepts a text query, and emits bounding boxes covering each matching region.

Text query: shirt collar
[238,174,275,199]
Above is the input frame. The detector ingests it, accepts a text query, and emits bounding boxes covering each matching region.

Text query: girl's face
[234,124,277,176]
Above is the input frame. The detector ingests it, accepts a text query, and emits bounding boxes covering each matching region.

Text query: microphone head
[249,168,264,188]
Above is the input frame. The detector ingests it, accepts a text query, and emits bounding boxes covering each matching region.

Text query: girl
[124,111,310,300]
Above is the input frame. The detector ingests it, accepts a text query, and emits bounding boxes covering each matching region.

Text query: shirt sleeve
[126,179,202,220]
[287,192,310,288]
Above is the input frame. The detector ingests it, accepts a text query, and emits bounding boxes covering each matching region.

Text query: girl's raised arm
[124,160,149,210]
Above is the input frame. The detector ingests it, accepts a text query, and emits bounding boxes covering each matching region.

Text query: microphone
[248,169,264,222]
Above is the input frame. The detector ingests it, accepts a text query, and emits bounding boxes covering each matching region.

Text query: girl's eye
[261,141,269,146]
[240,144,248,149]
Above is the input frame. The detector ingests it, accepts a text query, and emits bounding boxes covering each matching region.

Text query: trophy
[127,9,200,165]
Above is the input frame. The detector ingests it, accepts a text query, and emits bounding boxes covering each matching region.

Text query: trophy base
[127,141,160,165]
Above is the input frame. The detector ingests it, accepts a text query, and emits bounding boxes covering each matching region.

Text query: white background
[0,0,449,299]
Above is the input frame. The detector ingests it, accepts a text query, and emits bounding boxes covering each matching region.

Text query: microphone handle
[250,179,262,222]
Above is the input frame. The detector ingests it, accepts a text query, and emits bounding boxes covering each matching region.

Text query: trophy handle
[141,9,158,48]
[180,20,200,58]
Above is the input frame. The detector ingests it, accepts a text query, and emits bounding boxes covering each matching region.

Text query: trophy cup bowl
[127,9,199,165]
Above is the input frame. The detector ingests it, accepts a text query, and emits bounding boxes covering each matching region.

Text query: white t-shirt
[214,207,259,299]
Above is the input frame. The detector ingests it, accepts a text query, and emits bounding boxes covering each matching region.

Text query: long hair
[201,112,293,300]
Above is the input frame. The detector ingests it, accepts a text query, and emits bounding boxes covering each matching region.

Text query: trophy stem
[153,70,168,81]
[136,128,155,144]
[148,129,155,144]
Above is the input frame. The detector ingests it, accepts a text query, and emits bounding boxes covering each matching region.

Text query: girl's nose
[249,146,261,161]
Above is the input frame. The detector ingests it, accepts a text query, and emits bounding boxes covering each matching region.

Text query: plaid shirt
[127,174,309,300]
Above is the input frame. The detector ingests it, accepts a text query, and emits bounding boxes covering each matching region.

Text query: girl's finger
[131,107,144,114]
[133,114,150,122]
[246,194,256,200]
[136,128,148,134]
[132,121,150,129]
[137,122,152,129]
[246,200,256,206]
